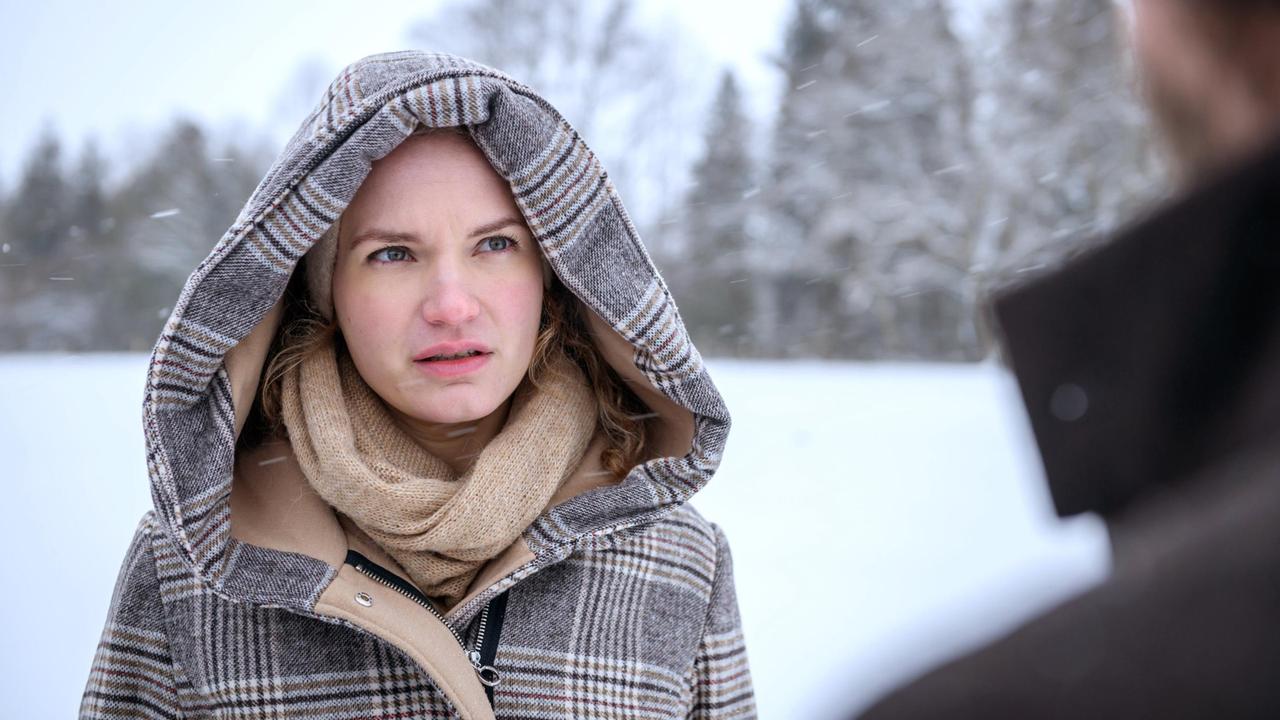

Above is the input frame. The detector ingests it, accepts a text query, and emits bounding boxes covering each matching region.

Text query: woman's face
[332,131,544,426]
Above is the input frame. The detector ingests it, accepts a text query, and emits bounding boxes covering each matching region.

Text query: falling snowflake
[150,208,181,219]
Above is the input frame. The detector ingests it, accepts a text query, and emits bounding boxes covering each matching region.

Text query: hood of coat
[143,50,729,610]
[993,132,1280,522]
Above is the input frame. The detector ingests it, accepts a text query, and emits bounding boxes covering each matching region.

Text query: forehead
[366,132,504,189]
[342,132,521,229]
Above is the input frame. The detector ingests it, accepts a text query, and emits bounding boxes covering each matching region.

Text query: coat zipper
[345,550,502,689]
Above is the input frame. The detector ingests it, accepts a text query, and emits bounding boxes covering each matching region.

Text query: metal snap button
[355,592,374,607]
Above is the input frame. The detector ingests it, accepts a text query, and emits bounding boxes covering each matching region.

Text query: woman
[81,51,754,719]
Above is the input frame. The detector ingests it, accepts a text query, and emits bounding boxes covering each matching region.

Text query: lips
[413,341,494,378]
[413,341,493,363]
[421,349,485,361]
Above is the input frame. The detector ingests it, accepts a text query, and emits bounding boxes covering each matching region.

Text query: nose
[420,264,480,327]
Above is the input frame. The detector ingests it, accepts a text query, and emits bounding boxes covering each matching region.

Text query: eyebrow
[348,216,527,248]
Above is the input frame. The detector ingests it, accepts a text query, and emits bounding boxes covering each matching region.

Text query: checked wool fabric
[81,51,754,719]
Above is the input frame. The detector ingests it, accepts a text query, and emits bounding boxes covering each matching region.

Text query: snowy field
[0,354,1108,718]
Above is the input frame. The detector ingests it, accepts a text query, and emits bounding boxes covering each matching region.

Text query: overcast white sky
[0,0,798,183]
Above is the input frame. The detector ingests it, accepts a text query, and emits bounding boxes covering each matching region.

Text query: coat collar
[993,133,1280,520]
[227,413,620,720]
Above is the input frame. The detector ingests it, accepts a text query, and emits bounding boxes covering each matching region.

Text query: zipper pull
[468,650,501,687]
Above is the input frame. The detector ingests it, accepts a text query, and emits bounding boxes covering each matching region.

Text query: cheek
[494,275,545,351]
[336,285,406,361]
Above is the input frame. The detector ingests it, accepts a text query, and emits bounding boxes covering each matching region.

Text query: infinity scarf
[281,344,596,605]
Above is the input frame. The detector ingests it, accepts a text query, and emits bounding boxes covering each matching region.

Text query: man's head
[1129,0,1280,183]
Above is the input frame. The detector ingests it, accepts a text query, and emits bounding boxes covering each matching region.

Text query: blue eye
[479,236,516,253]
[370,246,412,263]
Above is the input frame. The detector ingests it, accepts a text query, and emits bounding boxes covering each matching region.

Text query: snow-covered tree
[971,0,1164,276]
[763,0,980,359]
[4,127,70,262]
[68,140,109,246]
[0,135,114,350]
[103,120,264,350]
[673,70,760,356]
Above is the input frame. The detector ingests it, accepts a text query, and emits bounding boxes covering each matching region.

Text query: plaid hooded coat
[80,51,755,719]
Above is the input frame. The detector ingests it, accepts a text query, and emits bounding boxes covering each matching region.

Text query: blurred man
[857,1,1280,717]
[1135,0,1280,179]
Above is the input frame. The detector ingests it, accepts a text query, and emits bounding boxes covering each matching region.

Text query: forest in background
[0,0,1165,358]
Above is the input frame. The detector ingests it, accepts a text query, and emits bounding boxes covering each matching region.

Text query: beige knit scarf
[280,344,597,605]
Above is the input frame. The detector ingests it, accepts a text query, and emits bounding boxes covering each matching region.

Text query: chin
[409,392,504,425]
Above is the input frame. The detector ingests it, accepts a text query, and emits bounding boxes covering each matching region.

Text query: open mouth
[418,349,488,362]
[412,343,494,377]
[413,347,493,377]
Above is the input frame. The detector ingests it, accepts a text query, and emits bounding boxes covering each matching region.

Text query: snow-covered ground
[0,354,1108,719]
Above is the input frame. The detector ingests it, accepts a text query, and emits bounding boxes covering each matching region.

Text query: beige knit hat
[305,219,340,322]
